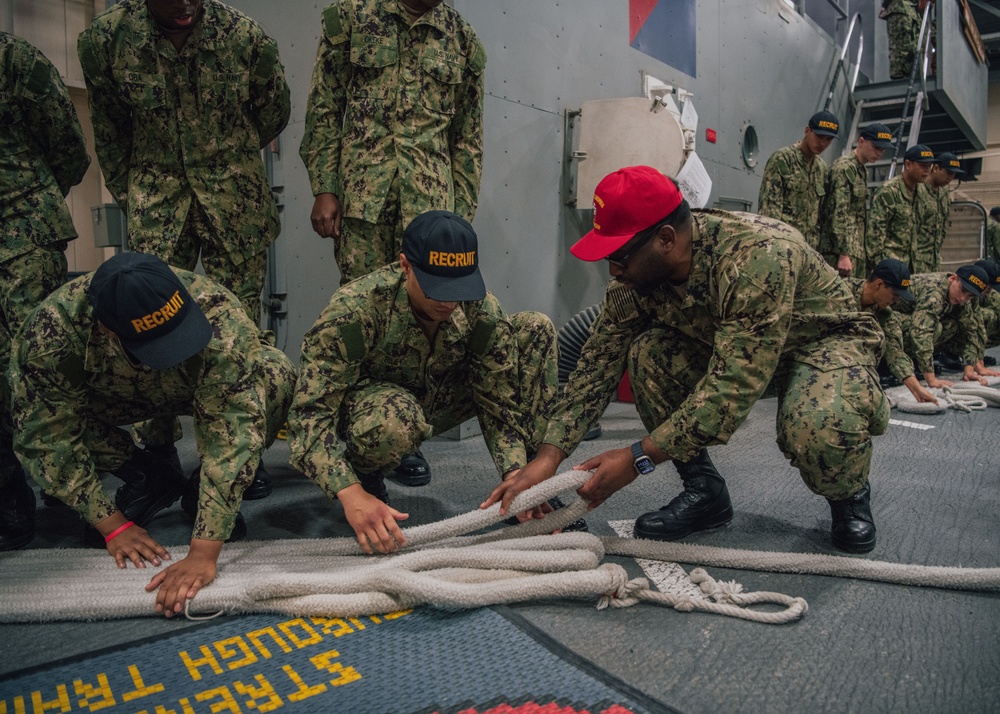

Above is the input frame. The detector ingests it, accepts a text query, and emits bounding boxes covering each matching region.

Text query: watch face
[634,456,655,475]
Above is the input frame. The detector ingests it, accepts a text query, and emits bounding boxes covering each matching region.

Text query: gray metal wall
[231,0,857,358]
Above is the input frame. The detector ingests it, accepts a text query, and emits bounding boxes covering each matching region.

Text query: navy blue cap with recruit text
[904,144,936,163]
[402,210,486,302]
[871,258,915,302]
[88,252,212,370]
[808,110,840,138]
[955,264,989,298]
[859,123,894,149]
[935,151,966,176]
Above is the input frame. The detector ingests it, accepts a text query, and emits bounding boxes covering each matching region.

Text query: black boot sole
[633,504,734,541]
[116,484,183,528]
[831,532,876,554]
[0,530,35,551]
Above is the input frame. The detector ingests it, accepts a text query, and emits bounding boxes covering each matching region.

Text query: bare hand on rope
[575,448,639,509]
[146,539,222,618]
[481,445,567,516]
[962,366,989,386]
[339,482,409,554]
[98,512,170,569]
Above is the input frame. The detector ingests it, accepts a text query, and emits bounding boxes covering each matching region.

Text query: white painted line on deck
[889,418,935,431]
[608,519,707,600]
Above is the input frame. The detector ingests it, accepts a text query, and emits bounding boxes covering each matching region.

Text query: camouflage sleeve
[881,309,916,382]
[827,163,854,256]
[907,299,939,374]
[543,283,638,454]
[10,335,115,527]
[20,46,90,195]
[867,188,889,265]
[649,243,798,461]
[467,297,528,475]
[959,304,985,366]
[287,295,373,498]
[299,2,351,197]
[989,223,1000,261]
[78,28,131,207]
[248,34,291,148]
[756,152,786,220]
[449,33,485,222]
[190,311,268,541]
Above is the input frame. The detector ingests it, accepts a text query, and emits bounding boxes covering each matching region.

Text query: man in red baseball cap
[484,165,890,554]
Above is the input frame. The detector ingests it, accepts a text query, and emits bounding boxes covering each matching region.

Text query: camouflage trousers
[82,344,295,473]
[338,312,558,476]
[0,243,68,487]
[903,316,970,362]
[132,201,268,325]
[337,174,404,285]
[911,252,940,275]
[983,308,1000,350]
[887,11,919,79]
[628,327,889,500]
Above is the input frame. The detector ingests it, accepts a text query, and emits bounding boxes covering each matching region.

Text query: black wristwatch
[631,441,655,475]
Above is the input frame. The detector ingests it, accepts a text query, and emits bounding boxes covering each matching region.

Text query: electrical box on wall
[91,203,126,249]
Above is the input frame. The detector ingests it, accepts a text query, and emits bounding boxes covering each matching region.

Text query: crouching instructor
[484,166,889,553]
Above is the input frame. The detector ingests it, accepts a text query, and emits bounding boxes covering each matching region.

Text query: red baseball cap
[570,165,683,261]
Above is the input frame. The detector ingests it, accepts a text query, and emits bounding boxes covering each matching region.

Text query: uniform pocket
[119,72,166,110]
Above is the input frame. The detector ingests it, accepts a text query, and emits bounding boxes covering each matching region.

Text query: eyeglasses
[605,222,665,269]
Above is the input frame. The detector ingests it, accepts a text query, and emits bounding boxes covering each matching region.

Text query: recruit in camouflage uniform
[896,271,986,380]
[820,153,870,278]
[846,277,914,385]
[0,33,90,548]
[882,0,920,79]
[299,0,486,283]
[913,180,951,274]
[987,213,1000,261]
[868,174,921,271]
[78,0,290,320]
[543,210,888,503]
[757,144,827,249]
[977,282,1000,352]
[10,268,295,543]
[288,265,557,500]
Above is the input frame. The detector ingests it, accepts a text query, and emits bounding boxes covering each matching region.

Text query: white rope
[885,378,1000,414]
[1,471,998,626]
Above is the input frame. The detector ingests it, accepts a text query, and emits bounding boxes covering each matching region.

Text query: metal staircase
[825,2,985,187]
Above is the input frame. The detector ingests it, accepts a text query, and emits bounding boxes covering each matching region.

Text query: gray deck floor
[2,360,999,713]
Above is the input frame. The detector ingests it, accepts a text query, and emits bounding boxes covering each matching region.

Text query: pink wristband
[104,521,135,543]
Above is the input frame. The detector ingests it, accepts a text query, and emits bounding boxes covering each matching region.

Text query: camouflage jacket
[0,33,90,263]
[289,266,529,498]
[544,210,883,461]
[847,277,913,382]
[976,289,1000,347]
[10,270,271,541]
[757,143,827,248]
[78,0,290,262]
[868,175,919,270]
[883,0,920,18]
[987,220,1000,261]
[895,272,983,372]
[819,152,868,259]
[913,182,951,274]
[299,0,485,226]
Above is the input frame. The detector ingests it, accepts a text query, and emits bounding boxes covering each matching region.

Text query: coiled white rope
[885,377,1000,414]
[1,471,998,626]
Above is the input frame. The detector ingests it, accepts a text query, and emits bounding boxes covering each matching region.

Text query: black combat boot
[114,447,185,527]
[359,473,391,504]
[0,465,36,550]
[393,451,431,487]
[242,464,273,500]
[828,484,876,553]
[633,449,733,540]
